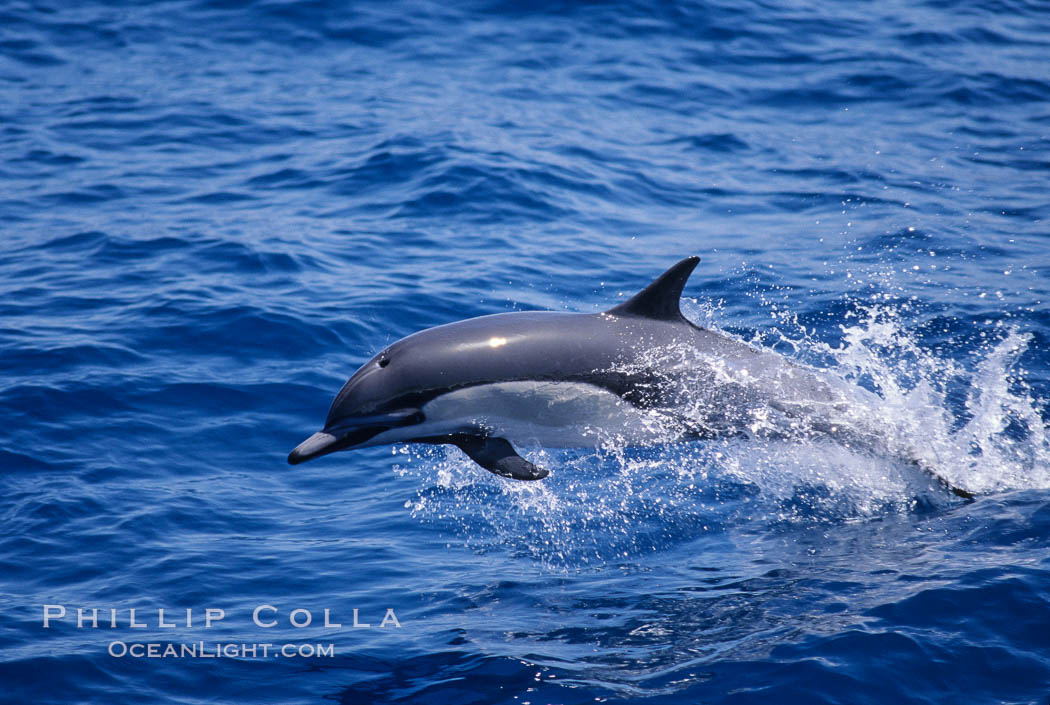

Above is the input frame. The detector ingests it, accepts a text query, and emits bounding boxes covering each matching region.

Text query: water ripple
[1,0,1049,703]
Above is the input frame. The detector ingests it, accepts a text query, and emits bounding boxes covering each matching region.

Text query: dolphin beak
[287,409,424,465]
[288,431,342,465]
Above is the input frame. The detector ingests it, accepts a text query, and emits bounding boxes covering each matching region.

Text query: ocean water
[2,0,1050,703]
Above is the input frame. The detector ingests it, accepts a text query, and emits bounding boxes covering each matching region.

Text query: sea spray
[395,302,1048,567]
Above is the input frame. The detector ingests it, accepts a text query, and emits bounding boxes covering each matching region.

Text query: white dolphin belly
[366,381,674,448]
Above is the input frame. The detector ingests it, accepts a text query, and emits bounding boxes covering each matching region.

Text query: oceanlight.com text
[108,641,335,659]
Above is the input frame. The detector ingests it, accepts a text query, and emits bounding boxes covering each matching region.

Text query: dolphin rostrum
[288,256,972,498]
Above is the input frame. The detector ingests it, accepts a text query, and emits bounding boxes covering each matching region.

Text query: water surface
[2,1,1049,703]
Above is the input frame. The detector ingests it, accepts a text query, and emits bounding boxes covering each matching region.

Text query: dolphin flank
[288,256,972,498]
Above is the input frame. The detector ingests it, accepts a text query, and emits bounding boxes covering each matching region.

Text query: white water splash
[810,307,1050,494]
[393,302,1048,564]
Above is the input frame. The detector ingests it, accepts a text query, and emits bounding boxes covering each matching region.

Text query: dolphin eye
[378,358,390,368]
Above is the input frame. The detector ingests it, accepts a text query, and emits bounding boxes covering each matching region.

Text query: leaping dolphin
[288,257,972,498]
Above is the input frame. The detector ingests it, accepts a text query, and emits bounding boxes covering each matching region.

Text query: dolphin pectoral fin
[449,435,549,481]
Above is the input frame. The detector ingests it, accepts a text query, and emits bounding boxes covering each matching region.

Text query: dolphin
[288,256,972,498]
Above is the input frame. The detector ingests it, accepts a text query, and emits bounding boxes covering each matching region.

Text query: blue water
[3,1,1050,703]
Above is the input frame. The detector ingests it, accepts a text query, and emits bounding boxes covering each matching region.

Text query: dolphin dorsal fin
[606,256,700,321]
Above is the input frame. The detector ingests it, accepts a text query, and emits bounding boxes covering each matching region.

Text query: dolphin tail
[939,476,976,500]
[907,445,974,500]
[918,461,975,500]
